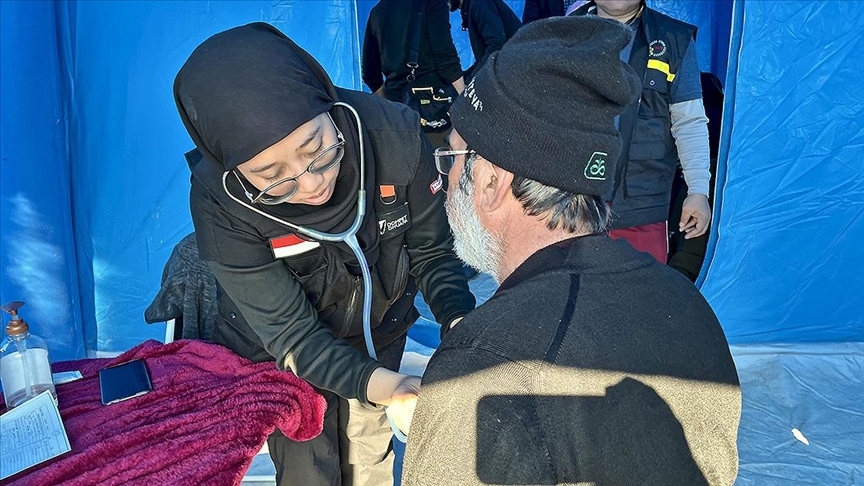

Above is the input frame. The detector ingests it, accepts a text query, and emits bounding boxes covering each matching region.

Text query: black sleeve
[362,17,384,93]
[425,0,463,84]
[191,188,382,404]
[522,0,542,23]
[471,1,508,62]
[403,133,476,329]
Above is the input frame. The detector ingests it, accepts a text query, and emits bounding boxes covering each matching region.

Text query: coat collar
[497,234,656,293]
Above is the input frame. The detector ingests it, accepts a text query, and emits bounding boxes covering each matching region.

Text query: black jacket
[460,0,522,78]
[144,233,217,342]
[522,0,564,23]
[187,89,475,404]
[403,235,741,485]
[362,0,463,102]
[573,3,697,229]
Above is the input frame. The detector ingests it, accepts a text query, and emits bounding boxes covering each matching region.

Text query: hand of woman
[366,368,421,434]
[385,375,421,434]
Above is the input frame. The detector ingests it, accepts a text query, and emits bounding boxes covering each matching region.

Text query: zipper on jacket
[338,276,361,338]
[620,21,650,199]
[388,246,411,307]
[621,82,646,199]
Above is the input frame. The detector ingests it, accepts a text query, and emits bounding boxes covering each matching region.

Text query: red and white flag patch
[429,174,443,195]
[270,234,320,259]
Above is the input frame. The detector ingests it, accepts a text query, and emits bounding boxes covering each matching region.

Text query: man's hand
[452,76,466,95]
[385,375,421,435]
[679,194,711,239]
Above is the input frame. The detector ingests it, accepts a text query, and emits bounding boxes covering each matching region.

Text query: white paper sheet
[0,390,71,480]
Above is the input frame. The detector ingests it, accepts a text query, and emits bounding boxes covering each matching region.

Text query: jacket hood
[175,23,382,266]
[174,22,337,171]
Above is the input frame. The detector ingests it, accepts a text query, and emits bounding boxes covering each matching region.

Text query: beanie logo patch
[584,152,608,181]
[464,78,483,112]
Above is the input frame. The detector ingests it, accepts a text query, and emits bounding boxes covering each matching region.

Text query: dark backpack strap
[406,0,425,83]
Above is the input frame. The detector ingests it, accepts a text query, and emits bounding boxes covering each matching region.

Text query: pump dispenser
[0,301,56,408]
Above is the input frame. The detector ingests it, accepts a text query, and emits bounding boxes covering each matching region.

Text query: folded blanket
[3,339,325,485]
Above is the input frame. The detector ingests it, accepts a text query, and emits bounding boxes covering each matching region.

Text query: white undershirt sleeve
[669,98,711,196]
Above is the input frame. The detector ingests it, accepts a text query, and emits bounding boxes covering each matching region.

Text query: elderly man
[401,17,741,486]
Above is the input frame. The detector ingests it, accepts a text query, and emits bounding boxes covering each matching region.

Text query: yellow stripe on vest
[647,59,676,82]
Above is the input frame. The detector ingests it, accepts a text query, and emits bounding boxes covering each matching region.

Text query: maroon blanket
[3,339,325,485]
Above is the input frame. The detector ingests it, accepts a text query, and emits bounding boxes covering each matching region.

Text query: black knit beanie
[450,16,641,196]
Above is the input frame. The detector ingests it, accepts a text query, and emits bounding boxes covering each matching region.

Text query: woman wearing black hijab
[174,23,475,486]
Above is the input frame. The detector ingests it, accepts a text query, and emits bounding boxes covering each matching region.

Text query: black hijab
[174,23,379,266]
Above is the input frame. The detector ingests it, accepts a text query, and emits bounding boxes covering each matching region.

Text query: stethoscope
[220,101,408,442]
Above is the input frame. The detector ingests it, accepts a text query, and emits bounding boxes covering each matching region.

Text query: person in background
[362,0,465,148]
[401,16,740,486]
[667,71,724,281]
[174,22,475,486]
[522,0,583,23]
[448,0,522,80]
[570,0,713,264]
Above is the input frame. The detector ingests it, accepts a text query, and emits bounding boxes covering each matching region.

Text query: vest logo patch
[649,39,667,58]
[377,203,412,239]
[430,174,444,195]
[270,234,321,259]
[584,151,608,181]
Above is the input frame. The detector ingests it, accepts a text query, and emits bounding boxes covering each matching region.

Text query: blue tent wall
[0,1,84,360]
[1,0,404,357]
[651,0,733,81]
[699,0,864,343]
[4,0,837,359]
[46,0,366,355]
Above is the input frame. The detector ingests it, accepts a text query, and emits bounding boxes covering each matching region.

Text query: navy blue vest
[573,3,697,228]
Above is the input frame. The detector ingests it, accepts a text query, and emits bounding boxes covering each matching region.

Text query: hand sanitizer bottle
[0,301,56,408]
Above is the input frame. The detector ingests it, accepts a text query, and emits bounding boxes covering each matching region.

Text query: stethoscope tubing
[220,101,408,442]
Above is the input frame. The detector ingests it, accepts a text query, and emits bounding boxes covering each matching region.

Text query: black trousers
[267,335,407,486]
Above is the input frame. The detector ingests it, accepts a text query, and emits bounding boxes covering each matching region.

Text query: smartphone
[99,359,153,406]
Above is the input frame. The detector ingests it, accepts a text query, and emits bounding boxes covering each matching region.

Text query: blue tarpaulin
[1,1,861,483]
[699,0,864,344]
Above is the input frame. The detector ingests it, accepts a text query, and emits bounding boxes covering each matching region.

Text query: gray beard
[445,180,503,283]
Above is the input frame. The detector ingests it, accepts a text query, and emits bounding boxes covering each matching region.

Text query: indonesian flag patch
[270,234,320,259]
[430,174,443,195]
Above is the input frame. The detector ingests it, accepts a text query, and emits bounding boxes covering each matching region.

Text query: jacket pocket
[280,252,329,309]
[334,276,361,339]
[280,251,327,283]
[643,63,671,94]
[625,142,675,197]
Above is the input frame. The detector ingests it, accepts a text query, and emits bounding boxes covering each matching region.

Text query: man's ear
[476,159,514,213]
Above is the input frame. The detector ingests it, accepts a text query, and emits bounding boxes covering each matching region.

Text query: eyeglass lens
[434,148,455,176]
[256,144,345,204]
